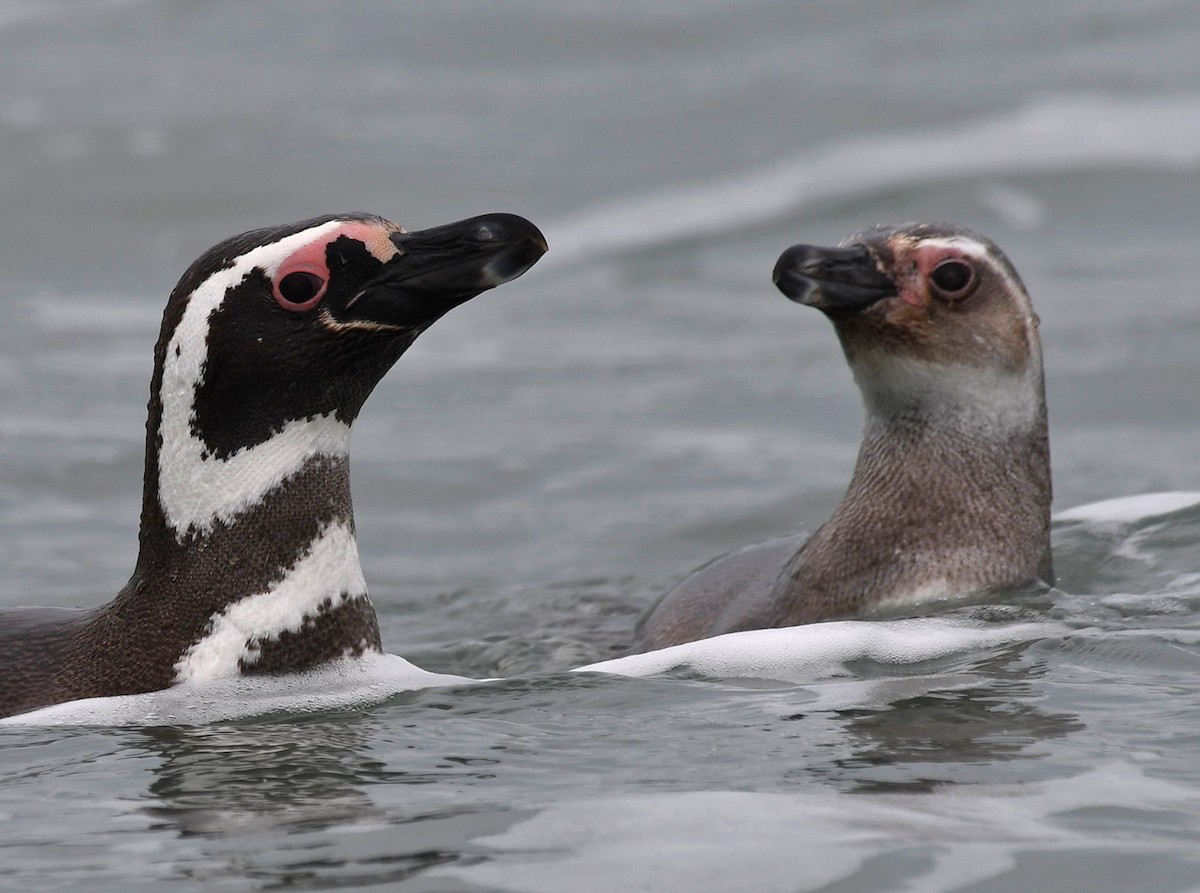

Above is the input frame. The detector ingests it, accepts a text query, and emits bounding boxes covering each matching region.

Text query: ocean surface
[2,1,1200,890]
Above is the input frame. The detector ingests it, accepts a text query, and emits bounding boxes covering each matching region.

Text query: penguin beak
[346,213,548,328]
[772,243,896,315]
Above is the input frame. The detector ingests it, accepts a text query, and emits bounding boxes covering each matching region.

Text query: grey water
[2,1,1200,890]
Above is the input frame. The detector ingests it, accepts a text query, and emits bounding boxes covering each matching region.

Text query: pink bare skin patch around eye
[894,242,977,308]
[272,221,403,312]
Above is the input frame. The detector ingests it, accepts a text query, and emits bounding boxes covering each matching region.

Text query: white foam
[1,617,1058,726]
[542,94,1200,267]
[172,521,370,682]
[1054,491,1200,525]
[576,617,1059,683]
[0,652,471,727]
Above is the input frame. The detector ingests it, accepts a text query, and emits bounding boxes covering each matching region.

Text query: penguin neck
[848,351,1051,523]
[852,398,1051,501]
[108,359,381,685]
[798,352,1054,607]
[850,346,1047,441]
[139,336,362,549]
[138,414,359,567]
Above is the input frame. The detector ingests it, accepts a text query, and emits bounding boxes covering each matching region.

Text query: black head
[155,212,547,460]
[141,212,546,539]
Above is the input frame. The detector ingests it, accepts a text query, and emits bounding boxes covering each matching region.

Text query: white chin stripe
[173,521,368,682]
[158,221,350,537]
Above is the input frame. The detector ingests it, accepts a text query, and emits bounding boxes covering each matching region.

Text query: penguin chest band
[173,521,374,682]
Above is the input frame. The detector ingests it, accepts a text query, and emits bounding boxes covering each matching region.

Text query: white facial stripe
[172,521,369,682]
[158,220,349,536]
[907,235,991,258]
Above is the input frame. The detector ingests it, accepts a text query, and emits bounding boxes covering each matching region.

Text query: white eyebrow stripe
[157,220,349,538]
[913,235,1023,291]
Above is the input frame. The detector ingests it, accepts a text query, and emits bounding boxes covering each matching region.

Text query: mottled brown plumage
[635,223,1052,652]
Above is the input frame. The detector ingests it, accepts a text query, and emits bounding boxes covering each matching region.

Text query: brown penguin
[635,223,1052,651]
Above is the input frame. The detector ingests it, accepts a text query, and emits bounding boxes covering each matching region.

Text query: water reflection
[788,647,1084,793]
[141,714,390,836]
[135,709,523,887]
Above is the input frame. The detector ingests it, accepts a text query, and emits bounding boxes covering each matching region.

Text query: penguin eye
[929,259,975,299]
[274,271,327,311]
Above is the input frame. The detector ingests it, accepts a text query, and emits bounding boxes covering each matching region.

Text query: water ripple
[544,94,1200,267]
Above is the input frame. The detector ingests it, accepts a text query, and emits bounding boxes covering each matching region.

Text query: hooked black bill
[340,213,548,329]
[772,243,896,315]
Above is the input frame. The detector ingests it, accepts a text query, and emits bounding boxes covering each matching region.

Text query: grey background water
[2,1,1200,890]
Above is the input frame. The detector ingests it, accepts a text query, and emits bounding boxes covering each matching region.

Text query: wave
[542,94,1200,267]
[1054,490,1200,525]
[436,762,1200,893]
[575,617,1057,682]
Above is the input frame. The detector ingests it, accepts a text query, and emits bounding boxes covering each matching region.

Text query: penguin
[634,222,1053,652]
[0,212,547,719]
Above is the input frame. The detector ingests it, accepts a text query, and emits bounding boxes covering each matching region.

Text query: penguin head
[148,213,545,537]
[773,223,1044,432]
[156,213,547,459]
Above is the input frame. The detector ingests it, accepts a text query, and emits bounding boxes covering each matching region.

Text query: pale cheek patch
[855,351,1044,435]
[173,521,369,682]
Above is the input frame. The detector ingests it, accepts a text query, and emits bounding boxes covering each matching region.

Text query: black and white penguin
[634,223,1053,652]
[0,212,546,719]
